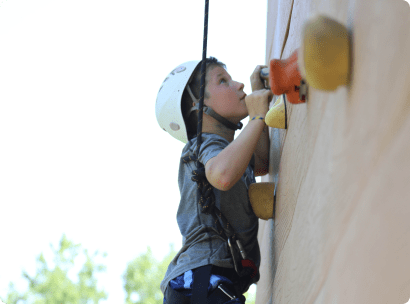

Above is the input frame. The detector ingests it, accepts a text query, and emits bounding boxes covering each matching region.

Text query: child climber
[156,57,272,304]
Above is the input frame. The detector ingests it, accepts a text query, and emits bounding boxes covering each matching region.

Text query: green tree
[122,243,256,304]
[0,234,108,304]
[122,243,177,304]
[243,285,256,304]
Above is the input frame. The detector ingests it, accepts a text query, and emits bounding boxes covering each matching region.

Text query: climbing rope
[182,0,258,281]
[195,0,209,159]
[182,0,236,240]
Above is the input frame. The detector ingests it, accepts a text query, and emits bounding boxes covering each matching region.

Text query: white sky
[0,0,267,302]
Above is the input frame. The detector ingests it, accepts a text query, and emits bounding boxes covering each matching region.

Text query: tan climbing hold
[265,95,286,129]
[299,14,351,91]
[249,182,275,220]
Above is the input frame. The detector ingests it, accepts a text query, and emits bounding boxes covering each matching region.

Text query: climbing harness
[156,1,259,302]
[165,264,247,303]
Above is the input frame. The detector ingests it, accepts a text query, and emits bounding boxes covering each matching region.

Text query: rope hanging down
[192,0,221,219]
[181,0,258,281]
[182,0,233,239]
[195,0,209,162]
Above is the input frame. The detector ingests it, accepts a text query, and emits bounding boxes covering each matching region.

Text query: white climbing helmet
[155,60,243,144]
[155,60,201,144]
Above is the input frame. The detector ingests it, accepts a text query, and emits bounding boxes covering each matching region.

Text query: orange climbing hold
[269,49,306,104]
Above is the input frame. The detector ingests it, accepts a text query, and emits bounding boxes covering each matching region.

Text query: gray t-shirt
[160,133,261,295]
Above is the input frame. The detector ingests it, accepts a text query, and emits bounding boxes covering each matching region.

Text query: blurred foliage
[0,236,257,304]
[0,234,107,304]
[243,287,256,304]
[122,243,178,304]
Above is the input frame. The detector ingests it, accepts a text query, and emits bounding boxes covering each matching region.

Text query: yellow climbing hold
[299,14,351,91]
[265,95,286,129]
[249,182,275,220]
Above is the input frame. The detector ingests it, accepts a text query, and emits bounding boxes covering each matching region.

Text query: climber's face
[204,66,248,124]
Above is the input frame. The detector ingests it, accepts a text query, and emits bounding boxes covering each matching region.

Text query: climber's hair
[181,57,227,141]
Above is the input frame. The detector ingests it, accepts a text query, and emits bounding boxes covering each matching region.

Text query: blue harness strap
[163,265,213,304]
[191,265,212,304]
[165,285,191,304]
[164,265,246,304]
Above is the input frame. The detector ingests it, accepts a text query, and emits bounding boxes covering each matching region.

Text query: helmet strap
[189,103,242,131]
[187,85,243,131]
[187,85,199,106]
[203,106,243,131]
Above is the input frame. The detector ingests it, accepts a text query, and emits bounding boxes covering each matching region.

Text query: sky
[0,0,267,302]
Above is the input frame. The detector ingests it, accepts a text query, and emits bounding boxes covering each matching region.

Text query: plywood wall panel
[315,118,410,303]
[266,0,294,60]
[255,216,275,303]
[257,0,410,303]
[256,0,297,302]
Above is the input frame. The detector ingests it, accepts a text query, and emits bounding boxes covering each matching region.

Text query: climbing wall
[256,0,410,303]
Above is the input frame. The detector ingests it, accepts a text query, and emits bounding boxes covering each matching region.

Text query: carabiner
[217,284,236,300]
[227,236,241,275]
[236,239,247,260]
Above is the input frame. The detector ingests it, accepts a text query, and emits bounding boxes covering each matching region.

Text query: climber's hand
[250,65,268,92]
[245,89,273,118]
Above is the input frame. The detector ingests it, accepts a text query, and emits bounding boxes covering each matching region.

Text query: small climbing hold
[248,182,275,220]
[260,67,270,89]
[298,14,351,91]
[265,95,287,129]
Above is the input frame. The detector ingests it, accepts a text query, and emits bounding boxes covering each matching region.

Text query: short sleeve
[197,134,229,166]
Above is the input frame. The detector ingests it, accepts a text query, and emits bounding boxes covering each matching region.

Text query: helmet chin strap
[187,85,243,131]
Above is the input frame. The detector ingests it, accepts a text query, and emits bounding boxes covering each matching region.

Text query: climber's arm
[249,64,270,177]
[253,123,270,176]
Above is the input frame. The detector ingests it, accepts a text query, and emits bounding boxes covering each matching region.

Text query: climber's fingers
[250,65,269,92]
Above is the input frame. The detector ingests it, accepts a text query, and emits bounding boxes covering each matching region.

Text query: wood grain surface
[256,0,410,303]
